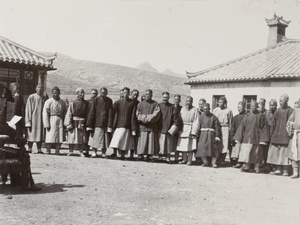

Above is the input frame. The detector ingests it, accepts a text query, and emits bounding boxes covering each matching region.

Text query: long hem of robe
[110,128,132,151]
[176,137,196,152]
[27,127,44,142]
[196,131,218,157]
[159,133,176,155]
[267,144,290,165]
[219,126,229,153]
[88,127,111,149]
[67,127,87,144]
[45,116,64,143]
[231,142,241,159]
[137,131,159,155]
[238,143,263,164]
[128,135,138,151]
[287,133,300,161]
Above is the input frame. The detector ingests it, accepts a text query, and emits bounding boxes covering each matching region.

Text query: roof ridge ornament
[265,13,290,26]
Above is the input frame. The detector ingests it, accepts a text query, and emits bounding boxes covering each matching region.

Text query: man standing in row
[85,89,98,157]
[110,87,138,160]
[43,86,67,155]
[158,92,180,162]
[111,88,125,158]
[25,84,46,154]
[267,94,294,176]
[128,89,140,159]
[230,101,247,168]
[64,88,89,157]
[213,96,233,166]
[196,103,220,167]
[87,87,114,158]
[177,96,199,165]
[136,89,160,161]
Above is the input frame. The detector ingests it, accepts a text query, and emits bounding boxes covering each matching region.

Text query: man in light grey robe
[25,84,46,153]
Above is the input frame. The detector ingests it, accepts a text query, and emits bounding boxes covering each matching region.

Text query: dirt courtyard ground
[0,148,299,225]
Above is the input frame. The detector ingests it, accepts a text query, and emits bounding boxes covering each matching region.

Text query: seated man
[0,84,41,191]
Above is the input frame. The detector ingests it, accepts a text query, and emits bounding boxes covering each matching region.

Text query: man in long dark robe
[263,99,278,172]
[234,101,269,173]
[230,101,247,168]
[128,89,140,159]
[158,92,180,163]
[196,103,220,167]
[110,88,125,158]
[110,87,138,160]
[194,98,207,164]
[267,94,294,176]
[173,94,183,162]
[64,88,89,157]
[258,98,271,167]
[86,87,114,158]
[84,89,98,157]
[136,89,160,161]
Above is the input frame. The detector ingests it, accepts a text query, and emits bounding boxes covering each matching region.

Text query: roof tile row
[186,40,300,84]
[0,35,56,68]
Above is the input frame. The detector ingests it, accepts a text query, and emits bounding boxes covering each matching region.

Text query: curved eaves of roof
[0,35,57,68]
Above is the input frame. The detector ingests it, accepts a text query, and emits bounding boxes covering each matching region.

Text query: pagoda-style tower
[265,13,290,46]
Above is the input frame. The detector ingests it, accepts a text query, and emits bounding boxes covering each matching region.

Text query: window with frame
[243,95,257,112]
[212,95,225,110]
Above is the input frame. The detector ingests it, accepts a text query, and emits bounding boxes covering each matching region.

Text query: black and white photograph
[0,0,299,224]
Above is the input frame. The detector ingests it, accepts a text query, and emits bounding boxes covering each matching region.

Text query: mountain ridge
[46,53,190,101]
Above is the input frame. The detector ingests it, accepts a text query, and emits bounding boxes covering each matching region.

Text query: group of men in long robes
[15,83,300,179]
[229,94,299,178]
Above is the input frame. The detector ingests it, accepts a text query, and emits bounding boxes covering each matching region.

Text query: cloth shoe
[91,152,97,158]
[274,170,282,175]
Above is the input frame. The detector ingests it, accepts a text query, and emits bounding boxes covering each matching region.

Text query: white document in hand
[7,115,22,130]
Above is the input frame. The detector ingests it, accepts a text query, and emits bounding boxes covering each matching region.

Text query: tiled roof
[186,39,300,84]
[0,35,56,68]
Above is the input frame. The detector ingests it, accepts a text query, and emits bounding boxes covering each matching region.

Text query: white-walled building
[185,14,300,114]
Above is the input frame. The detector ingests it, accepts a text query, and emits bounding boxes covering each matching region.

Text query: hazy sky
[1,0,300,74]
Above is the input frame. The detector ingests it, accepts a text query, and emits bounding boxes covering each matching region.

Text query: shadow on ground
[0,183,85,195]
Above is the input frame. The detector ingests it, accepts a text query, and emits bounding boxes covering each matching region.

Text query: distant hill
[161,68,185,78]
[136,62,158,73]
[46,54,190,102]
